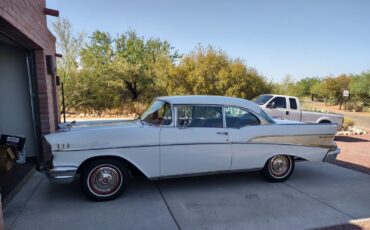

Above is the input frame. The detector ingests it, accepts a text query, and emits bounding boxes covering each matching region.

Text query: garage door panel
[0,42,37,157]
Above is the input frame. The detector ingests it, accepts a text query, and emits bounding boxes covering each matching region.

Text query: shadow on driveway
[4,162,370,230]
[334,136,369,143]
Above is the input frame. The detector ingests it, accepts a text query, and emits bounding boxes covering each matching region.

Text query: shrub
[342,117,355,130]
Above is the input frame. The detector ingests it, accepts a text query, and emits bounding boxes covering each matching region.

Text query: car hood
[64,119,139,132]
[44,119,145,151]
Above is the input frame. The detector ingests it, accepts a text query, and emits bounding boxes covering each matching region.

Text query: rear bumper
[45,166,77,183]
[323,147,341,162]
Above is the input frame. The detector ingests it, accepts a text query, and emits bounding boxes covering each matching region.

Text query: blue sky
[47,0,370,82]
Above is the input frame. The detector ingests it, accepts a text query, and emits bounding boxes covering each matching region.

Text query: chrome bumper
[45,166,78,183]
[324,147,341,162]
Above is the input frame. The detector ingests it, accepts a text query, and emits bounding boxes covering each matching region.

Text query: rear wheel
[261,155,294,182]
[81,159,129,201]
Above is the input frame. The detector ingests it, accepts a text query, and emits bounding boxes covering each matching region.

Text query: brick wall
[0,0,58,135]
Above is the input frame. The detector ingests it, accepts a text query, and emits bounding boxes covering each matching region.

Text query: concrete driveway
[4,162,370,230]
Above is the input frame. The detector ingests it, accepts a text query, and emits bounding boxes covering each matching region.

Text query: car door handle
[216,131,228,135]
[286,111,289,115]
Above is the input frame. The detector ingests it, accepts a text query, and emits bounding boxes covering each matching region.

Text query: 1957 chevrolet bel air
[42,96,340,201]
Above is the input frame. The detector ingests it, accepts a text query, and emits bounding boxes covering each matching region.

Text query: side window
[225,106,260,128]
[289,98,297,110]
[269,97,286,108]
[177,105,223,128]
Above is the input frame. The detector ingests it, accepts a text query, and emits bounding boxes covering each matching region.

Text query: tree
[349,71,370,110]
[310,80,325,101]
[296,77,320,100]
[79,31,119,112]
[322,75,350,107]
[109,31,179,103]
[53,18,84,112]
[167,45,271,99]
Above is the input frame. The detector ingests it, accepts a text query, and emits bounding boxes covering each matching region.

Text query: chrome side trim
[54,140,336,153]
[149,167,262,180]
[248,134,335,148]
[45,166,77,183]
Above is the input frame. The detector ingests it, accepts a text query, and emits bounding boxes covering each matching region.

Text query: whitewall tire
[261,155,294,182]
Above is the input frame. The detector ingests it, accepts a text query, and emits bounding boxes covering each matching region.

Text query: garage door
[0,41,37,157]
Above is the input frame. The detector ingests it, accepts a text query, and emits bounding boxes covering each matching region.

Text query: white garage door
[0,41,37,157]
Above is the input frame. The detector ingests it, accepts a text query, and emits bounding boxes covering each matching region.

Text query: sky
[46,0,370,82]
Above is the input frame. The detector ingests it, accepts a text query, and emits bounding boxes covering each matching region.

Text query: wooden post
[61,82,66,123]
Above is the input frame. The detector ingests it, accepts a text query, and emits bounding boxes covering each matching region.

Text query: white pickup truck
[253,94,344,131]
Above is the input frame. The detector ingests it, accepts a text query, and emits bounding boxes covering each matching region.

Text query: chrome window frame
[173,104,226,129]
[224,105,262,129]
[141,100,175,127]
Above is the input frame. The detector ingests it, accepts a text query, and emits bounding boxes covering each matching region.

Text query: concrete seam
[6,176,44,230]
[154,182,181,230]
[283,182,356,219]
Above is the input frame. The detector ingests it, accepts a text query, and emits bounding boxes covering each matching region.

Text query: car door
[224,106,266,170]
[284,97,301,121]
[265,96,287,119]
[160,104,232,177]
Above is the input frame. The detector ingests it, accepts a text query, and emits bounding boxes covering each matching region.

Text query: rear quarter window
[289,98,298,109]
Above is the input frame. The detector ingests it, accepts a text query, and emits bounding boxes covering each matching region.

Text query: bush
[342,117,355,130]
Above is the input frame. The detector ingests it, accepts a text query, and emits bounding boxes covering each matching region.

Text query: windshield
[140,100,172,125]
[252,95,273,105]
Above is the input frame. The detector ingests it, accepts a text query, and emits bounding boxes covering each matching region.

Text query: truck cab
[253,94,344,130]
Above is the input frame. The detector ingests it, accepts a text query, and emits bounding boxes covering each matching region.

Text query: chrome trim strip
[248,134,335,149]
[54,140,336,153]
[54,143,227,152]
[150,167,262,180]
[239,142,336,149]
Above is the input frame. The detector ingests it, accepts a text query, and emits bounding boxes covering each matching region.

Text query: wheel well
[319,120,331,123]
[287,155,304,161]
[77,156,145,177]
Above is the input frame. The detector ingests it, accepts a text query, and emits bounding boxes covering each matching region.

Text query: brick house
[0,0,59,197]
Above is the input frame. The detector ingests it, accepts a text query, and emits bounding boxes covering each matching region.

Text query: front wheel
[261,155,294,182]
[80,159,129,201]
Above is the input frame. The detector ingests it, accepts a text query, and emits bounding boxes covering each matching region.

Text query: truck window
[289,98,297,109]
[269,97,286,108]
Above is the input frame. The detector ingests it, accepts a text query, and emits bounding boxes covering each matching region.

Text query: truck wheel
[80,158,129,201]
[319,120,331,123]
[261,155,294,182]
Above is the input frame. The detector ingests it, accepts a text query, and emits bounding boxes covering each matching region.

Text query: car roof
[155,95,262,113]
[260,94,299,99]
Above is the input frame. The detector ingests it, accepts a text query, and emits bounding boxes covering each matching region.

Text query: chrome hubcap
[88,165,122,196]
[269,156,291,178]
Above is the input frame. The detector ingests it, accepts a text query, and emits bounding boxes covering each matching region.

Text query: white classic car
[43,96,340,201]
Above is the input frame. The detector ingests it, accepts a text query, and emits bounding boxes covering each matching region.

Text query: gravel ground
[313,218,370,230]
[333,133,370,175]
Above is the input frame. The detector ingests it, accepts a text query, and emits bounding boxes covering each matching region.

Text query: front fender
[51,146,160,179]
